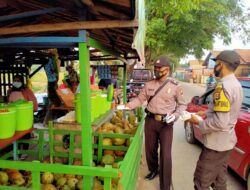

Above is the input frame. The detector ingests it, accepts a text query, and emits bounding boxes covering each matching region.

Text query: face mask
[154,68,168,79]
[13,82,22,89]
[213,64,222,77]
[154,70,163,79]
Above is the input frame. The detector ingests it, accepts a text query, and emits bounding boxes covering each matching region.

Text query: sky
[181,0,250,63]
[214,0,250,50]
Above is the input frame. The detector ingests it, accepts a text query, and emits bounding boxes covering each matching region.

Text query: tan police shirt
[199,74,243,151]
[127,78,187,118]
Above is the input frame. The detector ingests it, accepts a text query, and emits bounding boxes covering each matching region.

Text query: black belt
[145,109,166,122]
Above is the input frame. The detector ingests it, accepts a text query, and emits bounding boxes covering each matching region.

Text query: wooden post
[123,63,127,104]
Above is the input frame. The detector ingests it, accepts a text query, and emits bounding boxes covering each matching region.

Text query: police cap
[154,56,171,68]
[212,50,240,70]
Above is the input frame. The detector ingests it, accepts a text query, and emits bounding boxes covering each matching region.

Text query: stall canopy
[0,0,145,63]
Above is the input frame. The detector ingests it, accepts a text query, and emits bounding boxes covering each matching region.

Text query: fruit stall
[0,0,145,190]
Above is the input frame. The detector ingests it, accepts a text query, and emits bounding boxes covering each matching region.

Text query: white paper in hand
[194,114,203,122]
[165,114,176,123]
[180,111,192,121]
[116,105,130,110]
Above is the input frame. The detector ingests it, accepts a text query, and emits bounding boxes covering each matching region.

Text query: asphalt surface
[136,82,247,190]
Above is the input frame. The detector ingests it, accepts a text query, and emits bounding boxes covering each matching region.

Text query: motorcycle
[206,82,216,91]
[34,93,48,123]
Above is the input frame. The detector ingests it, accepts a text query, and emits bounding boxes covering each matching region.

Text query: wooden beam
[0,20,138,36]
[103,0,130,8]
[95,5,128,19]
[0,7,64,22]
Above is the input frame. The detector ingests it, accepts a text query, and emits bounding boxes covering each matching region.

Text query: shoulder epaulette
[169,79,179,85]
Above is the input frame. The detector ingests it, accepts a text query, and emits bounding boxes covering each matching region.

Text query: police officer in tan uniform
[126,56,186,190]
[189,50,243,190]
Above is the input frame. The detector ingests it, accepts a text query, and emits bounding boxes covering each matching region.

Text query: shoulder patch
[213,84,230,112]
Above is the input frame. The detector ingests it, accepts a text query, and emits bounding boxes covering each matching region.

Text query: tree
[145,0,249,63]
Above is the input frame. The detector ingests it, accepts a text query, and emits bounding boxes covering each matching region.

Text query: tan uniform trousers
[194,146,232,190]
[145,116,173,190]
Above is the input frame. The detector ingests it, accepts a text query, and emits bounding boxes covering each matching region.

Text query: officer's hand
[188,114,199,125]
[196,111,206,119]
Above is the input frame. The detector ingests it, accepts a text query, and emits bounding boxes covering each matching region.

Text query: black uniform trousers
[144,115,173,190]
[194,146,232,190]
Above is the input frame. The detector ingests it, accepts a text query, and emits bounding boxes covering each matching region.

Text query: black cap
[154,56,171,67]
[212,50,240,70]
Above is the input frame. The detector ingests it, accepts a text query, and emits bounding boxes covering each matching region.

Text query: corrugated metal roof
[0,0,143,62]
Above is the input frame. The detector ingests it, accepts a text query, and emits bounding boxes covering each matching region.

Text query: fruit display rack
[0,108,144,190]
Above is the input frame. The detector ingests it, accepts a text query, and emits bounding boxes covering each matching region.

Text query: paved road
[136,82,247,190]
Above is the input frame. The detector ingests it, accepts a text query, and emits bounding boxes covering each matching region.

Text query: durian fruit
[64,174,75,179]
[22,170,32,187]
[101,122,115,131]
[41,172,54,184]
[76,179,83,190]
[114,150,125,157]
[4,168,19,175]
[112,138,126,146]
[116,111,123,120]
[114,126,124,134]
[103,150,115,156]
[53,173,64,181]
[62,185,71,190]
[128,112,137,126]
[110,115,122,125]
[121,119,130,129]
[66,177,78,189]
[56,177,67,188]
[115,122,123,128]
[73,159,82,166]
[9,171,25,186]
[93,177,103,189]
[0,171,9,185]
[42,184,57,190]
[102,138,112,146]
[25,174,32,188]
[101,155,115,165]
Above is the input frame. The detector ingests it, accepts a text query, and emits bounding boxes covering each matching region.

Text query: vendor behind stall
[8,75,38,111]
[98,78,117,90]
[7,75,38,157]
[44,57,61,107]
[43,56,66,125]
[65,63,80,93]
[98,78,120,105]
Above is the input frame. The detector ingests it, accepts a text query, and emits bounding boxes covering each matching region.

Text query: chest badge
[167,88,171,94]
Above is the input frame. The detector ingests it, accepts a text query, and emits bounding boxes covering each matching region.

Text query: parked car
[184,77,250,188]
[127,69,153,101]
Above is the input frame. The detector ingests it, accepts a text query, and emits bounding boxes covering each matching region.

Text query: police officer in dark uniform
[126,56,186,190]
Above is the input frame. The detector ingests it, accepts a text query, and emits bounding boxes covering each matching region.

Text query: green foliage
[145,0,249,61]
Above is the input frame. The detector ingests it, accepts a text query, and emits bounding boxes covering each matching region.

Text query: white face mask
[13,82,22,88]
